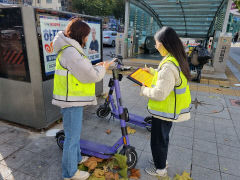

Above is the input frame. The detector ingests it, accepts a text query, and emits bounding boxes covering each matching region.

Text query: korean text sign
[39,15,101,76]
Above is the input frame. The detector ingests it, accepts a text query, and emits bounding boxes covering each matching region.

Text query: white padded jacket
[52,31,106,108]
[140,59,191,122]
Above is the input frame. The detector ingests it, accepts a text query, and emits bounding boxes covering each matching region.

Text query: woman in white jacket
[141,27,191,177]
[52,18,112,180]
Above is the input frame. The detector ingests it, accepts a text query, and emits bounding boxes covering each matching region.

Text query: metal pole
[123,0,130,59]
[222,0,232,33]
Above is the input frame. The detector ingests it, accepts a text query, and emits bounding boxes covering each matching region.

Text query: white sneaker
[78,156,89,164]
[149,159,169,168]
[145,166,167,177]
[64,170,90,180]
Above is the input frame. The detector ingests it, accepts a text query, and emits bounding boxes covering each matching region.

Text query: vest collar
[57,31,87,57]
[157,53,172,71]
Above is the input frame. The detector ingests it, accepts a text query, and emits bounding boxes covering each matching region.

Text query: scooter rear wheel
[56,130,65,150]
[144,116,152,132]
[96,105,111,118]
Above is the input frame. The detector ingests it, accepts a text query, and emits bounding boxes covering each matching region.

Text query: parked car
[103,30,117,47]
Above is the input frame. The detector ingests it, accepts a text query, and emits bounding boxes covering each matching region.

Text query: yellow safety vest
[53,45,95,102]
[148,55,191,120]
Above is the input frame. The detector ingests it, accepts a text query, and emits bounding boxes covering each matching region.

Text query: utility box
[213,33,232,73]
[0,6,103,129]
[115,33,124,57]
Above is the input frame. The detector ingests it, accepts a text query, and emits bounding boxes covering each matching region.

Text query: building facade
[60,0,72,12]
[32,0,61,10]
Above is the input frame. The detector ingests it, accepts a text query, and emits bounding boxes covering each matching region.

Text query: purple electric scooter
[56,58,138,169]
[96,55,152,132]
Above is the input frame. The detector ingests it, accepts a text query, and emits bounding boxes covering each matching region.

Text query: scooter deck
[80,139,116,159]
[113,112,147,127]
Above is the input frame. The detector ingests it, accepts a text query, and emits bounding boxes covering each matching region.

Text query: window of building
[0,8,30,82]
[46,0,52,4]
[37,0,41,4]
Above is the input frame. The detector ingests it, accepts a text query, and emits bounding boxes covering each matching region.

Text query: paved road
[1,76,240,180]
[230,46,240,57]
[103,46,115,61]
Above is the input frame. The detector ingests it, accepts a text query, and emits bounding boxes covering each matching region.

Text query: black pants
[151,117,172,169]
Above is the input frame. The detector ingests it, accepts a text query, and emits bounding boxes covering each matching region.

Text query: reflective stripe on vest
[151,85,187,94]
[55,69,72,76]
[53,45,95,102]
[53,94,95,102]
[148,107,190,119]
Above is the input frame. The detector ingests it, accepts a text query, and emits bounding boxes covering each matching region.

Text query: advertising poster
[39,15,101,76]
[85,21,101,62]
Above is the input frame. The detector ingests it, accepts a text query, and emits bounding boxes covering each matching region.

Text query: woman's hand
[103,60,114,70]
[96,62,104,66]
[142,67,150,73]
[142,64,150,73]
[140,82,145,89]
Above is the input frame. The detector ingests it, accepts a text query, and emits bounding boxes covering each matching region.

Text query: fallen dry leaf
[173,171,192,180]
[93,169,105,178]
[114,173,119,180]
[127,126,136,134]
[103,165,108,173]
[102,92,108,99]
[83,157,103,172]
[84,160,97,172]
[88,157,104,163]
[106,129,112,135]
[129,168,141,179]
[105,171,119,180]
[211,110,219,113]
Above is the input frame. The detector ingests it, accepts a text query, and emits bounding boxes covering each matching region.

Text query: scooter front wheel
[56,130,65,150]
[96,105,111,118]
[125,148,138,169]
[120,147,138,169]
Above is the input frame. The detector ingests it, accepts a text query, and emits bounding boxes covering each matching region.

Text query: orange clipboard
[127,68,154,87]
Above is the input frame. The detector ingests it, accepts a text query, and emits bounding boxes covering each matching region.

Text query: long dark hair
[64,18,91,47]
[154,27,191,81]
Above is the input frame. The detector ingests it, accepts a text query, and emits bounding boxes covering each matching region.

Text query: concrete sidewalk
[0,73,240,180]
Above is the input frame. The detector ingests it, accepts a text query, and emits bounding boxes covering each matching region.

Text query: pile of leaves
[78,154,140,180]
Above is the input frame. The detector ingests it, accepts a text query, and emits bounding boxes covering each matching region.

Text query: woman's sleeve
[60,47,106,83]
[140,62,180,101]
[149,67,156,75]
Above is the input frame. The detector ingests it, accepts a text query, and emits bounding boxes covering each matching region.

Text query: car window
[111,32,117,36]
[103,31,110,36]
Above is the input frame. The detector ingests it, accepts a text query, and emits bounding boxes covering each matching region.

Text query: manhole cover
[230,99,240,107]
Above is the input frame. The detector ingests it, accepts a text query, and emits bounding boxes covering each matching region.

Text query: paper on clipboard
[127,68,154,87]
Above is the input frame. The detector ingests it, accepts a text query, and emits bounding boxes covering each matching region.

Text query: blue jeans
[61,106,83,178]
